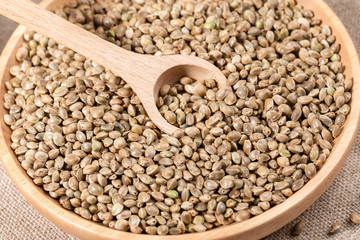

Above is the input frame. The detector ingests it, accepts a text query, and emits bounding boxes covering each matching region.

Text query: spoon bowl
[139,54,231,134]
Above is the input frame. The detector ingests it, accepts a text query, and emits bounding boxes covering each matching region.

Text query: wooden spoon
[0,0,230,135]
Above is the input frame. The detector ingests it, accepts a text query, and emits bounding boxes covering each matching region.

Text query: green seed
[92,138,102,151]
[331,54,340,62]
[121,13,132,21]
[89,204,99,213]
[279,149,291,158]
[230,1,239,9]
[279,28,289,40]
[203,21,216,30]
[166,190,179,199]
[108,30,116,38]
[255,18,264,29]
[327,86,335,96]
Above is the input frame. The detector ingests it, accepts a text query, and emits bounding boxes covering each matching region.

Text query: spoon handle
[0,0,144,87]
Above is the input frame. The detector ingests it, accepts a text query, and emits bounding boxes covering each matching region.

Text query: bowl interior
[0,0,359,239]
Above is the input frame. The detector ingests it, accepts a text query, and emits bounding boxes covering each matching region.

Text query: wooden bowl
[0,0,359,239]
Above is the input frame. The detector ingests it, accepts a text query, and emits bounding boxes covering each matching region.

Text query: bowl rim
[0,0,359,239]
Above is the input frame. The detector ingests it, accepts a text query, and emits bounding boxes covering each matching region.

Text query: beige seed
[305,163,317,179]
[185,127,200,137]
[138,192,151,203]
[90,107,105,118]
[164,111,176,124]
[64,154,80,165]
[329,222,342,234]
[111,203,124,216]
[193,224,206,232]
[350,213,360,224]
[88,183,103,196]
[298,96,313,104]
[53,86,68,97]
[235,210,250,222]
[53,133,65,146]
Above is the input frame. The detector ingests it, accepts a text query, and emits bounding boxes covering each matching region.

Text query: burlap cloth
[0,0,359,239]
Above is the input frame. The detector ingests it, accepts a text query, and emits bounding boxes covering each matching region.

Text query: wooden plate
[0,0,359,239]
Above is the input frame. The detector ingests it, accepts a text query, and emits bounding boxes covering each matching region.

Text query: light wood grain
[0,0,229,135]
[0,0,359,239]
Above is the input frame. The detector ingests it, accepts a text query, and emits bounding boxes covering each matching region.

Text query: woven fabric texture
[0,0,359,239]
